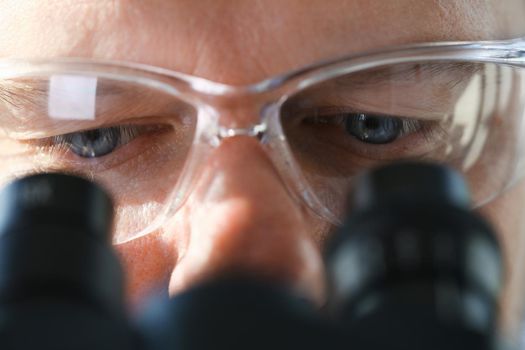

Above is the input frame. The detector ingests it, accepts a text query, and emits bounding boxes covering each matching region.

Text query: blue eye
[345,113,402,144]
[55,126,138,158]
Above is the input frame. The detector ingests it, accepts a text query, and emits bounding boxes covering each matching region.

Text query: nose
[164,136,325,303]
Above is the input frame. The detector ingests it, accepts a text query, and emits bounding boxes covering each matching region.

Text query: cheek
[478,179,525,336]
[114,230,174,309]
[303,212,337,252]
[479,180,525,273]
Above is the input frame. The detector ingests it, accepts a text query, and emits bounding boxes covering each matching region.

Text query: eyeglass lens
[0,61,523,243]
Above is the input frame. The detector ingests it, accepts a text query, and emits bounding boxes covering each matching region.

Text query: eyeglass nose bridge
[213,123,268,145]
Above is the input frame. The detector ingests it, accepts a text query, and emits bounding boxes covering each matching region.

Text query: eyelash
[54,125,138,153]
[301,109,447,159]
[309,113,422,135]
[27,124,167,171]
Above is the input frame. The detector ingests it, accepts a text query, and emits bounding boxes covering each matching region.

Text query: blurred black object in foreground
[138,162,503,350]
[325,162,503,350]
[0,163,506,350]
[0,173,135,350]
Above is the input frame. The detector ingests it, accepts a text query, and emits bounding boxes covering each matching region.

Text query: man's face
[1,0,525,338]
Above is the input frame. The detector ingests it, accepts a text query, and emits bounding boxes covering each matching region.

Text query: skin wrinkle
[0,0,513,83]
[1,0,525,340]
[435,0,495,38]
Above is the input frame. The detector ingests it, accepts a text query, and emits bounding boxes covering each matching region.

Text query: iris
[58,127,127,158]
[345,113,401,144]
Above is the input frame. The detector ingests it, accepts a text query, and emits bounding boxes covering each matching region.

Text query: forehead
[0,0,521,84]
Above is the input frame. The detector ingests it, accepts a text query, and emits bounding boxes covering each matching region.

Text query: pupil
[365,118,380,130]
[345,114,401,144]
[68,128,121,158]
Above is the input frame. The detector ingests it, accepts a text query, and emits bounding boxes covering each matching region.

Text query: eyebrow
[0,79,46,107]
[0,78,129,104]
[0,76,196,138]
[335,62,482,89]
[0,61,481,99]
[0,78,145,123]
[0,61,481,125]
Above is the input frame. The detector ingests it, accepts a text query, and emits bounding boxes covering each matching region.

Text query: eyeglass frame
[1,36,525,243]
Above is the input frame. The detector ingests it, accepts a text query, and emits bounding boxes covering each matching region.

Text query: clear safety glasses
[0,37,525,244]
